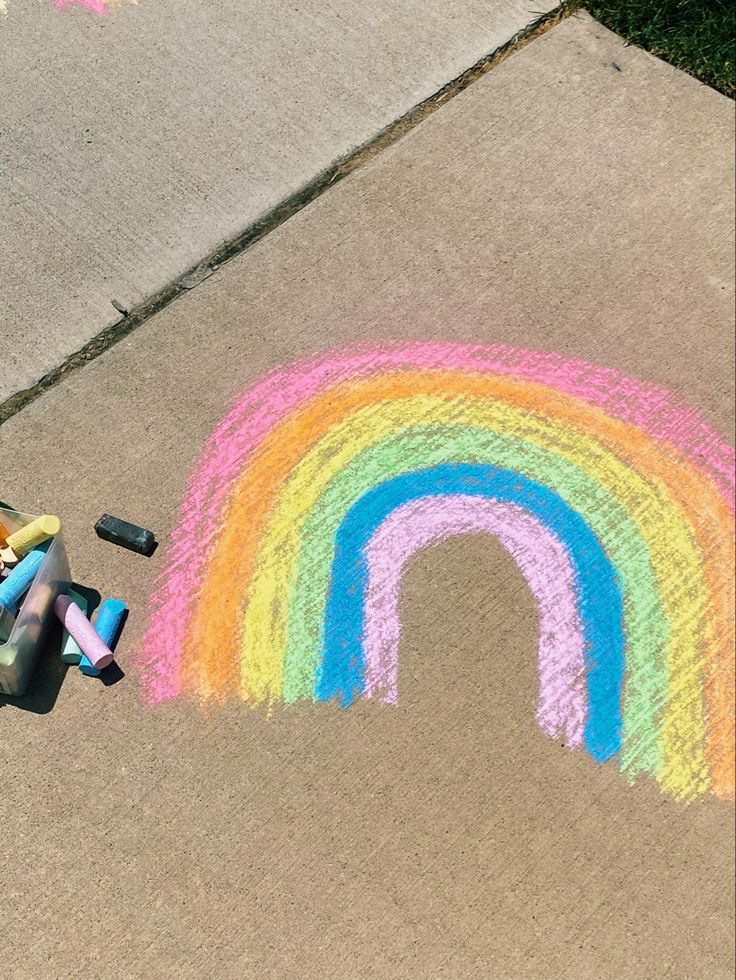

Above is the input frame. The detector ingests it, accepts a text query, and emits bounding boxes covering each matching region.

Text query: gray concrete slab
[0,0,555,402]
[0,14,734,979]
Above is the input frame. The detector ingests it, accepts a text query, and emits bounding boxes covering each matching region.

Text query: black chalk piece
[95,514,156,556]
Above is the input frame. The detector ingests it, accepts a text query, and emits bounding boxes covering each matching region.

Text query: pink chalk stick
[55,595,114,669]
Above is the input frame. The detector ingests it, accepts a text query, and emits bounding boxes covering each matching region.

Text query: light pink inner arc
[363,495,587,746]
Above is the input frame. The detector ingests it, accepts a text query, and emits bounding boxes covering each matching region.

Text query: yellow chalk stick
[6,515,61,557]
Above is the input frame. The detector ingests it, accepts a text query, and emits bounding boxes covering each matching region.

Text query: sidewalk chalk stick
[78,598,127,677]
[0,604,14,644]
[0,549,45,612]
[60,590,89,665]
[55,594,115,670]
[6,515,60,557]
[0,546,19,568]
[0,520,10,548]
[95,514,155,556]
[93,598,127,645]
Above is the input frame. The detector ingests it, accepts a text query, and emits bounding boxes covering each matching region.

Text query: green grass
[575,1,735,96]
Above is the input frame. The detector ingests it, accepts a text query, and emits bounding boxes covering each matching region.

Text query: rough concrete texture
[0,13,734,979]
[0,0,555,402]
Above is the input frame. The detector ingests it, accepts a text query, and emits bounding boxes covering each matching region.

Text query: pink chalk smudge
[140,342,735,705]
[363,495,587,745]
[53,0,109,12]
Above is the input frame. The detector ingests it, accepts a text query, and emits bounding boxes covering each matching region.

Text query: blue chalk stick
[78,597,126,677]
[0,549,45,612]
[93,598,126,646]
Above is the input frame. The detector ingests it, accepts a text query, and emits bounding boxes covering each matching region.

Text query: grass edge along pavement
[575,0,735,96]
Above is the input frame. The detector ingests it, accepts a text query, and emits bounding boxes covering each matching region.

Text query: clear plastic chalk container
[0,506,71,696]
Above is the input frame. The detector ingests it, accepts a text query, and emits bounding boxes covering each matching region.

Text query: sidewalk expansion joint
[0,2,574,428]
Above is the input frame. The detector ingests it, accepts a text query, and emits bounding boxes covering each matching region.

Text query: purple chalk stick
[54,594,114,669]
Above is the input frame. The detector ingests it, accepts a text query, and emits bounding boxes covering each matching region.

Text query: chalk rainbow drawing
[140,342,735,804]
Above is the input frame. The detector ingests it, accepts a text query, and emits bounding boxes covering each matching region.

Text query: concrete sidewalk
[1,11,734,980]
[1,0,555,403]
